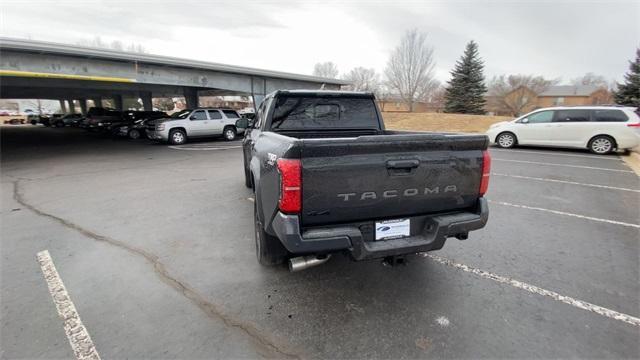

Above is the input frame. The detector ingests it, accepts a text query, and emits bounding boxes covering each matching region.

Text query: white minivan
[486,106,640,154]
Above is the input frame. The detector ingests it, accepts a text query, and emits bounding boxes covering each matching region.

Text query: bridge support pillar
[113,95,123,111]
[91,97,102,108]
[59,100,67,113]
[140,92,153,111]
[184,87,198,109]
[252,95,265,110]
[79,99,88,115]
[66,99,75,113]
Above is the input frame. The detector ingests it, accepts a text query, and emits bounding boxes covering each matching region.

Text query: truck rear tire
[254,200,288,266]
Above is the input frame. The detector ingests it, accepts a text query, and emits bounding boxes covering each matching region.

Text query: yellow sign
[0,70,135,83]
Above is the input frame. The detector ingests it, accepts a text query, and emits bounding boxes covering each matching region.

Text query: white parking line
[492,173,640,193]
[423,253,640,327]
[492,158,634,173]
[490,148,622,161]
[36,250,101,360]
[489,200,640,229]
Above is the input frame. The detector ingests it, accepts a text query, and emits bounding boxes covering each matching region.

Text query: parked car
[45,114,63,127]
[113,111,168,139]
[82,107,122,131]
[486,106,640,154]
[3,118,24,125]
[52,113,84,127]
[28,115,38,125]
[27,114,47,125]
[243,90,490,271]
[146,108,244,144]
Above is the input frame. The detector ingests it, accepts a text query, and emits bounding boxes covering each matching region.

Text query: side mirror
[235,118,249,129]
[521,118,529,124]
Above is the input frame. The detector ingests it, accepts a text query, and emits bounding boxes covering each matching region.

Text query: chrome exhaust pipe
[288,255,331,272]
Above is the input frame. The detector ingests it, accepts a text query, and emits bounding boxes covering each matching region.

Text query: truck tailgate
[300,132,488,226]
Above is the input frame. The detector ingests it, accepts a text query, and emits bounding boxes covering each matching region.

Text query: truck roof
[271,90,375,98]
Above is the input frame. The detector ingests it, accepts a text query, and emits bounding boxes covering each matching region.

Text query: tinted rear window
[222,110,239,118]
[271,96,379,130]
[208,110,222,119]
[554,109,591,122]
[593,109,628,122]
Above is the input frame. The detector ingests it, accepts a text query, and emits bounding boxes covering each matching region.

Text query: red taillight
[277,158,301,214]
[627,123,640,127]
[479,150,491,196]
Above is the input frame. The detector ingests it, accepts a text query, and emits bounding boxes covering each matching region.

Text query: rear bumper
[271,198,489,261]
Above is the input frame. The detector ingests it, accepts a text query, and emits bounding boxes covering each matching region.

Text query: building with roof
[485,85,613,116]
[536,85,612,108]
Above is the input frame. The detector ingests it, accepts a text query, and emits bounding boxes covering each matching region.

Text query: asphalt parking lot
[1,125,639,359]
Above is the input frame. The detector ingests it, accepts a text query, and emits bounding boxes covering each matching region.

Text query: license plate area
[375,218,410,240]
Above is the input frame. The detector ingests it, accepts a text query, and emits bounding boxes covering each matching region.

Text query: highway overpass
[0,37,348,113]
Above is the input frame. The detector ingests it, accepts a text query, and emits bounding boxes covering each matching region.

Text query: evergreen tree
[444,41,487,114]
[614,48,640,106]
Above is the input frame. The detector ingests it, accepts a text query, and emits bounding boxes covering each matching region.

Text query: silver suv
[146,108,244,145]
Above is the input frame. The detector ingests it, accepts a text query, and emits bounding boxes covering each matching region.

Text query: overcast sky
[1,0,639,84]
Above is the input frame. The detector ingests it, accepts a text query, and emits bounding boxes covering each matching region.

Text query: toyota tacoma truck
[243,90,490,271]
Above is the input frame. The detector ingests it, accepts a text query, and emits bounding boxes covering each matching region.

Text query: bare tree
[313,62,339,79]
[419,79,442,103]
[76,36,146,53]
[571,72,609,88]
[23,99,44,114]
[488,74,559,116]
[428,84,447,112]
[342,67,380,93]
[384,29,436,112]
[153,98,175,111]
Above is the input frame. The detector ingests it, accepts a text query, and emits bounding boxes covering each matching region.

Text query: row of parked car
[34,107,253,144]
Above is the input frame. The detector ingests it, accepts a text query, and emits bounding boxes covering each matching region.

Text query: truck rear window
[271,96,379,130]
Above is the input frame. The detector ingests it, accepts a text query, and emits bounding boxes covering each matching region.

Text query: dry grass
[382,112,512,133]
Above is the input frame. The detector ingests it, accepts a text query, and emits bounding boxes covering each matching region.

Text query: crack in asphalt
[12,179,301,360]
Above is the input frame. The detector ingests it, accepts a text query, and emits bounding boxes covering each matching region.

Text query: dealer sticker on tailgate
[375,219,410,240]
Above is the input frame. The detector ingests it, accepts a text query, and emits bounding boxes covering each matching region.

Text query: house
[485,85,613,116]
[536,85,612,107]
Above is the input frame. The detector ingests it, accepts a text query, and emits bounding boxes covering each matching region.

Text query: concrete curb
[621,147,640,176]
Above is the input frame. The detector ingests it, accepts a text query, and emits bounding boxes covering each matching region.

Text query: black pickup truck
[242,90,490,271]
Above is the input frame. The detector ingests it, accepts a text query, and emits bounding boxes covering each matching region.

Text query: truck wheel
[254,200,287,266]
[169,129,187,145]
[128,129,141,140]
[223,126,237,141]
